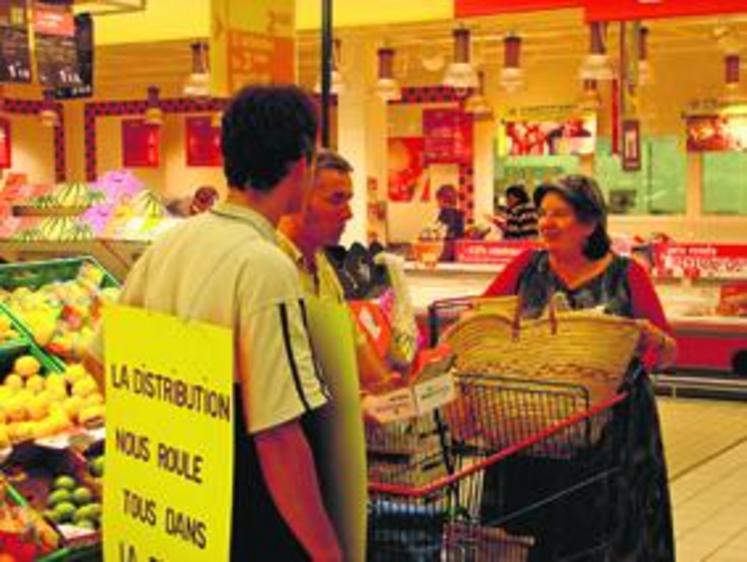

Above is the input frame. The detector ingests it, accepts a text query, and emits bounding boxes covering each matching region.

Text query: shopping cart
[367,375,629,562]
[366,295,635,561]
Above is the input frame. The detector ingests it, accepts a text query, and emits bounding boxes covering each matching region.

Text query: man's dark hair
[221,85,318,192]
[315,149,353,175]
[505,184,530,205]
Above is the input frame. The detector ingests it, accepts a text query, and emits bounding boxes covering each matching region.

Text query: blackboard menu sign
[0,0,32,83]
[54,12,93,99]
[34,0,80,89]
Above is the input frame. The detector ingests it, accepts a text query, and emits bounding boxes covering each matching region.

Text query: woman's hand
[636,319,678,370]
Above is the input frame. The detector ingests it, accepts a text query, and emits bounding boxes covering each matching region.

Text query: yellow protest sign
[211,0,295,96]
[102,305,233,562]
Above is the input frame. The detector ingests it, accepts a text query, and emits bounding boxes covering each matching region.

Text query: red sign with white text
[0,118,10,169]
[423,109,473,165]
[122,119,160,168]
[653,244,747,280]
[455,240,538,266]
[33,2,75,36]
[186,116,222,167]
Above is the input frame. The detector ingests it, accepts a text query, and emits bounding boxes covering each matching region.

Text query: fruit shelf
[0,256,121,370]
[4,444,102,562]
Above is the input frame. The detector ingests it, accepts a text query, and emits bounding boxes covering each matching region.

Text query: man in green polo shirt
[88,86,341,562]
[277,149,392,391]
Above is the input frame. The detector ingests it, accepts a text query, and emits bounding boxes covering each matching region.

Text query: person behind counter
[435,184,465,261]
[483,174,677,561]
[488,184,538,240]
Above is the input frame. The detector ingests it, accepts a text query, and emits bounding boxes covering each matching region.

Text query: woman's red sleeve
[483,250,535,297]
[628,259,672,335]
[628,259,673,370]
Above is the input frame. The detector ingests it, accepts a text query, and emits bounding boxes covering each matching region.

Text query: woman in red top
[483,175,676,561]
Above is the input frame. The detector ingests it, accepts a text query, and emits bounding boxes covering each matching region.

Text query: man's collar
[210,202,277,243]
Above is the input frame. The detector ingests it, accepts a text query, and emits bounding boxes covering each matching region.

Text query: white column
[472,117,496,222]
[336,36,386,246]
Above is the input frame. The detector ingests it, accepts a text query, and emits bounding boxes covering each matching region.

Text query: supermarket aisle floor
[658,397,747,562]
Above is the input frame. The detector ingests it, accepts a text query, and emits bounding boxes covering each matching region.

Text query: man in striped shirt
[493,184,539,240]
[87,85,341,562]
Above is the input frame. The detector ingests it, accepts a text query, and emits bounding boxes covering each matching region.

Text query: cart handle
[368,391,629,498]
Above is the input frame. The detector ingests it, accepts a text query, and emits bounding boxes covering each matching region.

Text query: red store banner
[456,0,580,17]
[584,0,747,22]
[0,118,10,169]
[455,0,747,21]
[422,108,473,165]
[653,243,747,280]
[455,240,538,266]
[186,116,222,167]
[122,119,160,168]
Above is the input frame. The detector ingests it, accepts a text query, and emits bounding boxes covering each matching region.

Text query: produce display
[2,442,104,559]
[0,261,120,363]
[0,316,21,345]
[0,356,104,449]
[0,477,60,561]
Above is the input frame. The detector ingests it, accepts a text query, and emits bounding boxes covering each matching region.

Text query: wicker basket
[442,305,640,450]
[411,240,444,268]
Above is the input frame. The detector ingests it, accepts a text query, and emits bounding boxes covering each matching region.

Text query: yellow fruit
[63,396,84,421]
[8,421,33,443]
[4,374,23,391]
[72,377,97,398]
[31,320,56,347]
[26,375,46,394]
[28,396,50,421]
[45,373,67,390]
[64,364,87,385]
[0,425,10,449]
[85,393,104,407]
[32,420,56,439]
[48,412,73,432]
[5,398,27,422]
[78,405,105,427]
[0,408,6,425]
[14,355,41,378]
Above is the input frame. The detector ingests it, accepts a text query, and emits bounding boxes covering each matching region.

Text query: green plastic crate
[0,256,120,292]
[0,338,62,378]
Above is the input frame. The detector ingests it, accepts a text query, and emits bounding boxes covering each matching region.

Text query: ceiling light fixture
[500,34,524,93]
[183,41,211,98]
[443,27,479,93]
[374,47,401,102]
[579,22,614,81]
[39,90,59,128]
[144,86,163,126]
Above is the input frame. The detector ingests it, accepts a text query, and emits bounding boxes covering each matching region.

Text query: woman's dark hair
[505,184,529,205]
[534,175,611,260]
[221,84,318,192]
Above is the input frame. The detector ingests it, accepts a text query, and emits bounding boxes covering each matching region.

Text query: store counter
[404,261,747,376]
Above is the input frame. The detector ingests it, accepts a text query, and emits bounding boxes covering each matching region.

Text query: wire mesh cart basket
[367,375,629,562]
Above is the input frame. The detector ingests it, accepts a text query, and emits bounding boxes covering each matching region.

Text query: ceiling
[296,8,747,86]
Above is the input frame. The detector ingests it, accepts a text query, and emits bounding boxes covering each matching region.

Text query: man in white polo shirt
[87,85,341,562]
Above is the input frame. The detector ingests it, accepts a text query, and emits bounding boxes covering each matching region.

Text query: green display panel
[702,152,747,216]
[594,136,685,215]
